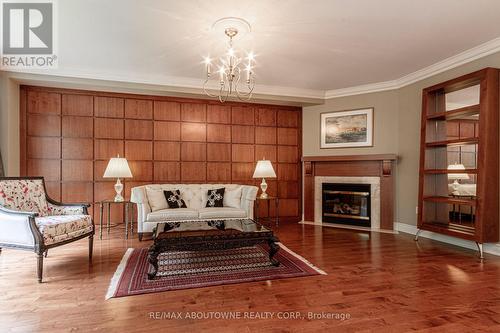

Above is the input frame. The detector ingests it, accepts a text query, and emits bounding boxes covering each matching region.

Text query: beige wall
[304,51,500,226]
[302,90,399,156]
[0,73,20,176]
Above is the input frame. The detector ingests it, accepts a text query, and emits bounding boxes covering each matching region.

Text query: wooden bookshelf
[417,68,500,258]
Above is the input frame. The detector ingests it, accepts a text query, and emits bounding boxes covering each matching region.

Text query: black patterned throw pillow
[206,188,225,208]
[163,190,187,209]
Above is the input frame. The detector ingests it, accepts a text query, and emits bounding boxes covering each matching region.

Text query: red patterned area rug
[106,243,326,299]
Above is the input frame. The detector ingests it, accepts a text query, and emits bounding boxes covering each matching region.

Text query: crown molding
[324,36,500,99]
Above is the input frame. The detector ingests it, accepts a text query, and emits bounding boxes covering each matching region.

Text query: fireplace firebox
[322,183,371,227]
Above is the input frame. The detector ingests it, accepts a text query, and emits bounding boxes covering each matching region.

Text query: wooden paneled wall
[20,86,302,223]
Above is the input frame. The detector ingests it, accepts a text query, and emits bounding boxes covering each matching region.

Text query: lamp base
[259,178,268,199]
[114,178,124,202]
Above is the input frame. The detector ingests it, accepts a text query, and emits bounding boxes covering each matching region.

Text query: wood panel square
[154,121,180,141]
[125,119,153,140]
[62,182,94,203]
[27,91,61,115]
[278,181,299,199]
[154,101,180,121]
[207,162,231,182]
[62,94,93,116]
[232,144,254,162]
[278,199,299,217]
[278,146,298,163]
[45,181,61,201]
[94,160,110,181]
[62,160,93,181]
[207,124,231,142]
[181,162,206,182]
[232,106,254,125]
[94,139,124,160]
[28,114,61,137]
[232,163,254,181]
[94,118,123,139]
[181,123,206,142]
[125,141,153,160]
[62,116,93,138]
[27,159,60,181]
[207,104,231,124]
[231,125,254,143]
[181,142,207,161]
[154,142,180,161]
[94,97,124,118]
[207,143,231,161]
[125,99,153,119]
[277,163,298,181]
[255,145,276,162]
[124,181,151,200]
[277,109,299,127]
[277,128,298,146]
[27,137,60,159]
[255,108,276,126]
[181,103,206,122]
[128,161,153,182]
[62,138,93,160]
[154,162,181,182]
[255,127,276,144]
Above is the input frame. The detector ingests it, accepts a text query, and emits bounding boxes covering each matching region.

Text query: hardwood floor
[2,223,500,332]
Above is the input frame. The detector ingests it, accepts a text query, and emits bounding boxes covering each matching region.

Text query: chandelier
[203,18,255,103]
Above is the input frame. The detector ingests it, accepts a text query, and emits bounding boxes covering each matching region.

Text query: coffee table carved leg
[147,243,161,280]
[268,237,280,267]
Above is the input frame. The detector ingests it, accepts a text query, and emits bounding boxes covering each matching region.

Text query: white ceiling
[15,0,500,100]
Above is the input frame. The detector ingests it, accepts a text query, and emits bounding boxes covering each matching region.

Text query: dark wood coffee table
[147,219,280,280]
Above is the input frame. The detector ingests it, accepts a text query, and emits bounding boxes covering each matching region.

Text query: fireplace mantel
[302,154,397,230]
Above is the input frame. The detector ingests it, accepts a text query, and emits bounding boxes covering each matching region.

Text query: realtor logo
[1,0,57,68]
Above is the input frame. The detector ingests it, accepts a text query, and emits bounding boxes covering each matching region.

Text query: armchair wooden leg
[37,254,43,283]
[89,235,93,261]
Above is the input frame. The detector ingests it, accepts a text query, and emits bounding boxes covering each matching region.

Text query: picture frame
[320,107,374,148]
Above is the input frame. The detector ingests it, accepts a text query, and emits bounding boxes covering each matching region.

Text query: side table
[99,200,135,239]
[255,196,279,227]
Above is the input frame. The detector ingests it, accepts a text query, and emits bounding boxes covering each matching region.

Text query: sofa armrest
[241,186,258,220]
[131,186,151,233]
[0,205,40,249]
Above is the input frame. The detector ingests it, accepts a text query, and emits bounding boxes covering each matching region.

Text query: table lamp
[103,155,133,202]
[448,163,469,194]
[252,159,276,199]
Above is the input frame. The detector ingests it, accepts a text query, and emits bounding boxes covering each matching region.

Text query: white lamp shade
[103,157,133,178]
[252,160,276,178]
[447,163,470,180]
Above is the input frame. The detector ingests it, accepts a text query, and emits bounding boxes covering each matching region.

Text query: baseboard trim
[396,222,500,257]
[299,220,398,234]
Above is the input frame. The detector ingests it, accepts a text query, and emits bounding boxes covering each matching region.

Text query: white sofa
[131,184,258,240]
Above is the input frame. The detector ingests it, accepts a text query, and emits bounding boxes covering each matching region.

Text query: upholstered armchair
[0,177,94,282]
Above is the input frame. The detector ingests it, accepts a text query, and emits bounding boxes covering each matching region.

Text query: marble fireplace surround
[314,176,380,230]
[302,154,397,231]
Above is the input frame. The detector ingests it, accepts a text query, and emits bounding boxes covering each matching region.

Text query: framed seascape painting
[320,108,373,148]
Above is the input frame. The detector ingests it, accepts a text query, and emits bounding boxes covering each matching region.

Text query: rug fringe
[277,242,327,275]
[105,248,134,300]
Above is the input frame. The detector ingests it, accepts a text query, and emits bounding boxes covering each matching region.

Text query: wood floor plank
[1,223,500,332]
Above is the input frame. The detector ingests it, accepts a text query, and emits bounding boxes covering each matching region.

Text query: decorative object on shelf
[203,17,255,103]
[253,159,276,199]
[103,155,133,202]
[320,108,374,148]
[447,163,470,195]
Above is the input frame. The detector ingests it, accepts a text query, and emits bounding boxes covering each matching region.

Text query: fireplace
[322,183,371,227]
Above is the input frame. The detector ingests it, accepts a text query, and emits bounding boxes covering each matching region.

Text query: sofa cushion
[224,186,242,208]
[164,190,187,209]
[146,208,198,222]
[35,215,93,245]
[145,186,169,211]
[205,188,225,208]
[0,179,50,216]
[198,207,247,219]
